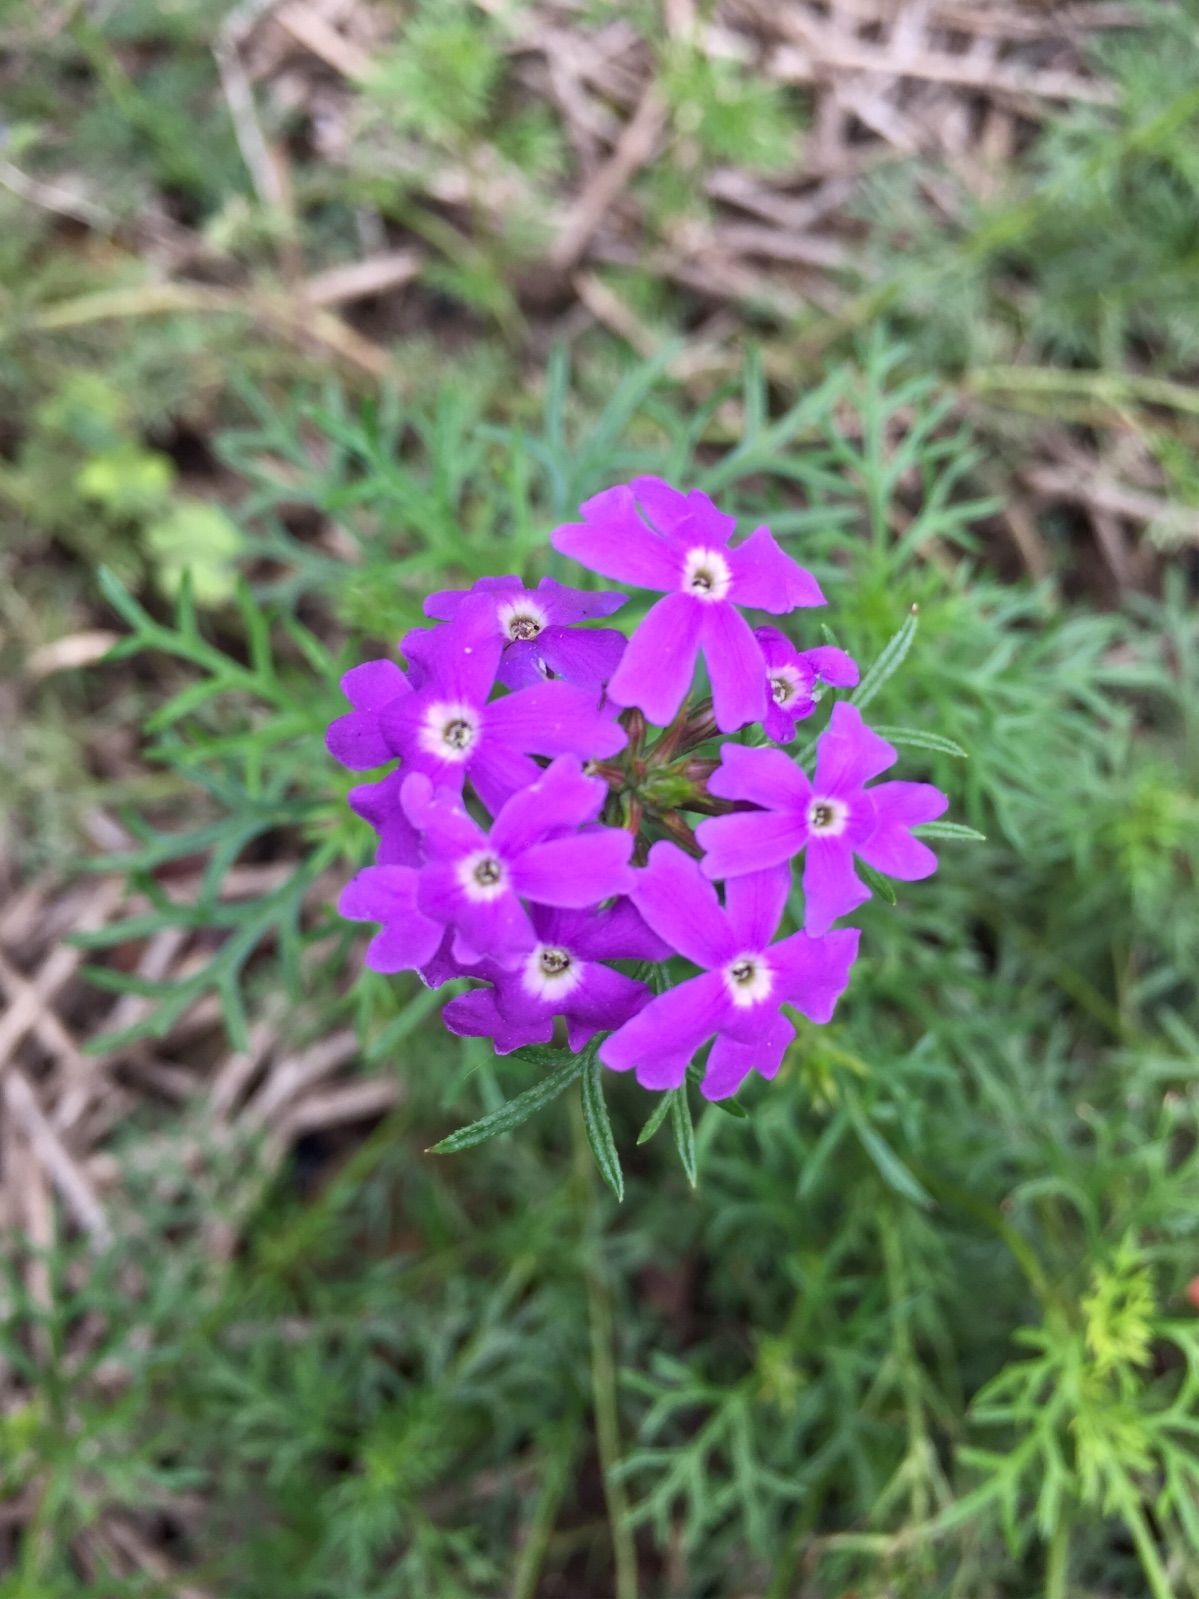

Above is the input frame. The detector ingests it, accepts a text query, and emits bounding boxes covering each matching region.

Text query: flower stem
[572,1100,639,1599]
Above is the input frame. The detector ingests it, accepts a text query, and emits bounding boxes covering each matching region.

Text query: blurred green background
[2,2,1199,1595]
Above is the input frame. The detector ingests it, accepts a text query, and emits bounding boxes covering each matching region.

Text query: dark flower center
[729,958,757,986]
[443,718,474,750]
[508,614,542,641]
[473,856,502,887]
[810,802,836,829]
[689,568,715,594]
[770,674,794,705]
[538,947,571,976]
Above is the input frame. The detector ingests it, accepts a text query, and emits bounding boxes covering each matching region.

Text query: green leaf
[852,611,918,711]
[430,1051,584,1154]
[858,861,897,905]
[636,1093,673,1146]
[914,821,987,842]
[581,1052,624,1202]
[671,1086,698,1188]
[871,726,968,759]
[846,1099,933,1208]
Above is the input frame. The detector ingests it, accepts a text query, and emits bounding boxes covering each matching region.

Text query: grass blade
[852,610,918,711]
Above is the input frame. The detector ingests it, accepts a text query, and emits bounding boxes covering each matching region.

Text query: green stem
[572,1102,638,1599]
[1117,1487,1175,1599]
[1045,1513,1071,1599]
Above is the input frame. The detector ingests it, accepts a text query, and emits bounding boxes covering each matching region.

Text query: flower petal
[565,964,653,1042]
[536,577,626,624]
[700,604,769,732]
[338,866,442,973]
[632,477,737,546]
[723,866,792,950]
[552,485,682,589]
[813,702,896,797]
[485,680,627,759]
[417,866,534,970]
[707,743,811,809]
[568,897,674,962]
[326,659,410,769]
[467,741,543,815]
[696,810,808,882]
[510,830,634,908]
[490,756,606,857]
[770,927,861,1022]
[727,527,825,612]
[599,970,729,1089]
[702,1012,794,1100]
[424,575,521,622]
[802,645,859,688]
[607,593,703,726]
[629,841,737,968]
[801,838,870,935]
[529,625,627,691]
[442,987,554,1054]
[348,770,423,866]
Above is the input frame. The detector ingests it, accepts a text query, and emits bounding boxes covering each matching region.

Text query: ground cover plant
[2,3,1199,1597]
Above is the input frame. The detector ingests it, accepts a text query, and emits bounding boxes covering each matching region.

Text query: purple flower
[695,703,949,935]
[402,757,636,969]
[442,898,668,1054]
[599,844,858,1098]
[422,575,627,691]
[756,628,859,743]
[551,477,825,733]
[382,598,626,813]
[326,659,411,770]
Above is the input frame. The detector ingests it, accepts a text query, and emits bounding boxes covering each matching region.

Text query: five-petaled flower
[599,844,859,1099]
[421,574,627,690]
[381,597,626,814]
[442,899,669,1054]
[695,702,948,934]
[755,627,859,743]
[552,477,825,732]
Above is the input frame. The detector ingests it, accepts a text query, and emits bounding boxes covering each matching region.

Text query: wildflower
[599,844,859,1098]
[551,477,824,732]
[326,659,412,770]
[422,574,627,690]
[756,627,859,742]
[401,757,635,969]
[442,899,668,1054]
[695,703,948,934]
[382,598,626,813]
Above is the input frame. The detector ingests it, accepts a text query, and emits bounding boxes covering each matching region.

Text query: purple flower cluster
[329,476,948,1102]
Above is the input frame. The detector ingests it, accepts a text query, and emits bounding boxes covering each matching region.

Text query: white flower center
[682,546,732,603]
[497,596,548,643]
[521,944,585,1002]
[419,700,480,761]
[770,667,802,706]
[722,952,773,1008]
[807,796,848,837]
[458,850,507,902]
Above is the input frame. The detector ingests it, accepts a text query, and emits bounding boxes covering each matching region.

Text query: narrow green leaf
[581,1051,624,1202]
[851,610,918,711]
[636,1092,673,1146]
[670,1086,698,1188]
[858,861,897,905]
[871,725,968,759]
[914,821,987,842]
[97,564,152,632]
[430,1052,583,1154]
[846,1100,933,1208]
